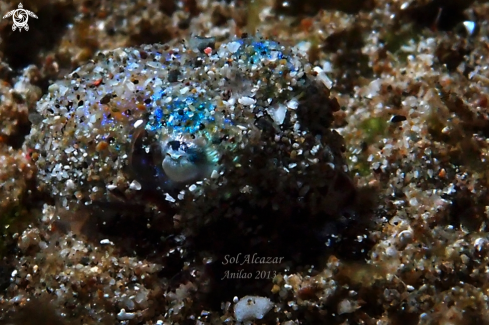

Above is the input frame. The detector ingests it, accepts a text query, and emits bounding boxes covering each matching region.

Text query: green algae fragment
[350,157,372,177]
[360,117,388,144]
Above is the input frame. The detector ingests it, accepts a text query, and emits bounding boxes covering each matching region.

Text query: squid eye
[130,125,219,190]
[168,140,186,152]
[161,139,217,184]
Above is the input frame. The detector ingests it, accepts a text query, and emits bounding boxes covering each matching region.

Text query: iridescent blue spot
[231,39,291,67]
[253,41,266,52]
[152,88,166,102]
[154,107,163,120]
[145,96,217,134]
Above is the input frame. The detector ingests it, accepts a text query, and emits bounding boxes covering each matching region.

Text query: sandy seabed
[1,0,489,324]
